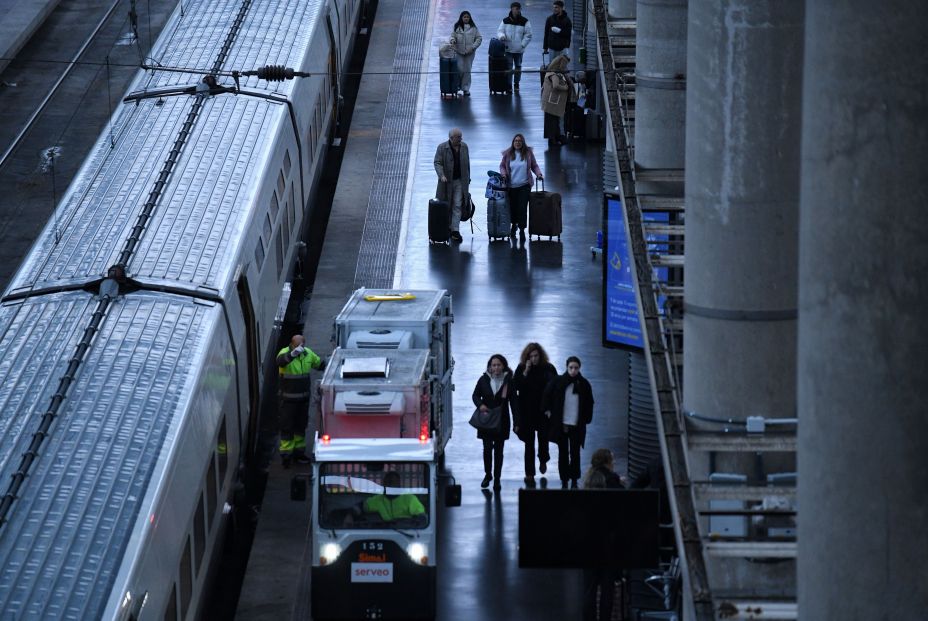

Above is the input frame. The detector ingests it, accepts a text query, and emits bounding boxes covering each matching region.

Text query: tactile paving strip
[353,0,429,288]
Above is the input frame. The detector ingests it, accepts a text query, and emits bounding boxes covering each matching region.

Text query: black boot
[481,474,492,489]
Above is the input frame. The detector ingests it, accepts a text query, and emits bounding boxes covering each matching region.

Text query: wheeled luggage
[486,196,512,240]
[528,180,563,240]
[539,51,549,88]
[489,55,510,94]
[565,103,586,139]
[489,37,506,58]
[439,55,460,98]
[429,199,451,243]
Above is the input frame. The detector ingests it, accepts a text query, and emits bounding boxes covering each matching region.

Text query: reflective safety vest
[277,346,322,400]
[363,494,426,521]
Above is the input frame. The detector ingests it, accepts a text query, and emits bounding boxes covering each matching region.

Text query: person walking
[581,448,625,621]
[276,333,325,467]
[512,343,557,486]
[544,356,595,488]
[496,1,532,93]
[433,128,471,243]
[472,354,513,491]
[542,54,574,146]
[543,0,572,60]
[498,133,543,242]
[451,11,482,96]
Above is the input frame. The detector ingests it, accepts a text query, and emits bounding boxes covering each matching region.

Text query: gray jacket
[433,140,471,201]
[452,24,482,56]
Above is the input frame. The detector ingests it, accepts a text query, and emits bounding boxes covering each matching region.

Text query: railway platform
[237,0,628,617]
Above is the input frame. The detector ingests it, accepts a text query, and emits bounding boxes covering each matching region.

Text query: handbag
[469,406,502,432]
[461,194,476,222]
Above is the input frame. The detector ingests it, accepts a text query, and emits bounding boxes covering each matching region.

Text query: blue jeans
[506,52,524,86]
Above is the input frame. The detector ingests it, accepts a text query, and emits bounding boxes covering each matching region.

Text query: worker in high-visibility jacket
[276,333,324,467]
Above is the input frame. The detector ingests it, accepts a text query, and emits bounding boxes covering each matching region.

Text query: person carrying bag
[471,354,513,491]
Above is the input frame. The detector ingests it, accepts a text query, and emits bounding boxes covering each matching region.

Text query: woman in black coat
[511,342,558,486]
[472,354,512,491]
[543,356,594,488]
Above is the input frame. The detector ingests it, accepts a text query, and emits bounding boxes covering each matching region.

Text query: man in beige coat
[433,128,471,242]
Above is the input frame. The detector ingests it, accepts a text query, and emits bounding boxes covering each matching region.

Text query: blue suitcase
[487,196,511,240]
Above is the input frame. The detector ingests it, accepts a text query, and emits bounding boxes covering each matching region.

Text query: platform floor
[237,0,629,616]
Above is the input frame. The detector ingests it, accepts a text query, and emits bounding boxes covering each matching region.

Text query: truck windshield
[318,462,430,530]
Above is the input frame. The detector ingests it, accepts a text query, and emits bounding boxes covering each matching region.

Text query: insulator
[256,65,294,81]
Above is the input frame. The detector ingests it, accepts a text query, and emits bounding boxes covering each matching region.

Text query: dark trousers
[544,112,563,140]
[583,569,618,621]
[507,183,531,229]
[482,438,505,477]
[279,398,309,455]
[522,421,550,477]
[557,425,582,482]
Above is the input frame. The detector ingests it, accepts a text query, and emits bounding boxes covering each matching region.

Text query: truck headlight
[320,542,341,565]
[406,542,428,565]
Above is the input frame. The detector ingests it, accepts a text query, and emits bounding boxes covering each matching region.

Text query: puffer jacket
[451,24,482,56]
[496,14,532,54]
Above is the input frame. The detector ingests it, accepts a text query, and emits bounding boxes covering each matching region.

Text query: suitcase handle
[535,178,545,191]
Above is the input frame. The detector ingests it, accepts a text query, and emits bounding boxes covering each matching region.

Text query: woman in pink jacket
[499,133,544,241]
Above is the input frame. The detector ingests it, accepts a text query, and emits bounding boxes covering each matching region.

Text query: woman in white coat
[451,11,482,96]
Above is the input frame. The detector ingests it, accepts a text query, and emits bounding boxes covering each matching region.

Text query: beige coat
[542,71,572,117]
[451,24,482,56]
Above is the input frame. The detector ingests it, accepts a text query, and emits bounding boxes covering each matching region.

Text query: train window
[180,536,192,619]
[290,186,297,227]
[284,150,291,177]
[277,171,286,197]
[218,418,228,485]
[282,199,290,247]
[206,454,218,531]
[163,583,178,621]
[270,192,279,221]
[275,229,284,279]
[263,213,272,241]
[254,238,265,271]
[194,495,206,575]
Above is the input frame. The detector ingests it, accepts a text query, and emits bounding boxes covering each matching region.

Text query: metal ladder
[593,2,798,619]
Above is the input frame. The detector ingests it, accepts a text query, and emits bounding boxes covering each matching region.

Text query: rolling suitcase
[489,37,506,58]
[439,55,460,98]
[486,196,511,240]
[539,51,549,88]
[489,55,510,94]
[528,180,562,240]
[429,199,451,243]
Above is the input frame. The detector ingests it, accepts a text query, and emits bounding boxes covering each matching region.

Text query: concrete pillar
[634,0,686,170]
[683,0,802,424]
[798,1,928,617]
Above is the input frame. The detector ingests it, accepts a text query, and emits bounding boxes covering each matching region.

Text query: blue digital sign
[603,197,643,349]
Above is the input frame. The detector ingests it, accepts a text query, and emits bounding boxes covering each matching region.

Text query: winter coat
[542,71,572,117]
[511,361,557,438]
[543,12,572,51]
[543,372,594,447]
[496,14,532,54]
[472,371,512,441]
[433,140,471,201]
[452,24,482,56]
[498,147,543,188]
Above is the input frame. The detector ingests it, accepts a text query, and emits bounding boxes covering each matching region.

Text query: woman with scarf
[543,355,594,488]
[450,11,482,96]
[511,342,557,486]
[541,54,574,146]
[472,354,513,491]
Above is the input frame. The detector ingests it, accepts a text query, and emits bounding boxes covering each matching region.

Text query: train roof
[0,290,222,615]
[5,0,327,301]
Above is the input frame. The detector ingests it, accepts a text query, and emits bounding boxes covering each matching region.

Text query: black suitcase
[489,55,510,94]
[428,199,451,243]
[439,56,459,98]
[528,180,563,240]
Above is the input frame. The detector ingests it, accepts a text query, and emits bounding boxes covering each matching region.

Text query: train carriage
[0,0,362,617]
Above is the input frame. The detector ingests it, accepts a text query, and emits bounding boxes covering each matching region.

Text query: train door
[237,273,261,464]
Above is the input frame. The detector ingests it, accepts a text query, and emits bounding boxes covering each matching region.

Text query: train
[0,0,362,618]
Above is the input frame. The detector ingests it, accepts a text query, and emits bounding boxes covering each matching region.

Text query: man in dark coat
[433,127,471,243]
[543,0,572,60]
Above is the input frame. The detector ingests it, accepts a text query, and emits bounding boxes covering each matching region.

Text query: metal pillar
[798,1,928,617]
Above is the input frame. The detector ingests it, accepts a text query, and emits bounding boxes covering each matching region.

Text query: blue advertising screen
[603,197,643,349]
[602,197,670,350]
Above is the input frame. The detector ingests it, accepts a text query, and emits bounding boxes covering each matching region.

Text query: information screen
[603,197,643,349]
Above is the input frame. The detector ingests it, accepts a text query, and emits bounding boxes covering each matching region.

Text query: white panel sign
[351,562,394,583]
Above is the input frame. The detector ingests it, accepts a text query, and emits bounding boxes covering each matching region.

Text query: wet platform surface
[238,0,629,616]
